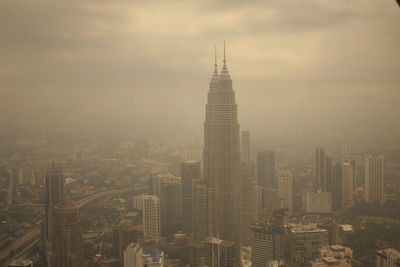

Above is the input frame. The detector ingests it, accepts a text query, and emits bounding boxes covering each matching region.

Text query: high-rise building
[364,154,385,204]
[7,260,33,267]
[250,224,285,267]
[181,161,200,235]
[190,238,234,267]
[142,195,161,241]
[287,224,329,266]
[315,148,333,192]
[240,163,257,246]
[203,45,241,258]
[241,131,250,165]
[257,150,276,187]
[160,177,181,238]
[192,181,212,242]
[113,220,143,260]
[376,248,400,267]
[277,171,293,214]
[51,198,83,267]
[124,243,143,267]
[332,163,343,211]
[341,162,354,209]
[257,186,279,219]
[44,163,64,266]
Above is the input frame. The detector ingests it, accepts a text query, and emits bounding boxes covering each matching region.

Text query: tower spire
[214,45,218,73]
[223,40,226,65]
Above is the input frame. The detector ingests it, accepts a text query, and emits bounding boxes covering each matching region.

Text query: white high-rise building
[364,154,384,204]
[142,195,160,241]
[277,171,293,214]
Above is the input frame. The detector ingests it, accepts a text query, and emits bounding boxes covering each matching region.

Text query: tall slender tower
[364,154,384,204]
[203,44,241,259]
[241,131,250,165]
[44,163,64,266]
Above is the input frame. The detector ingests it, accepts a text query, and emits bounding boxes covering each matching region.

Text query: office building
[124,243,143,267]
[303,190,332,213]
[250,224,285,267]
[142,195,161,241]
[257,150,276,187]
[364,154,385,204]
[142,248,165,266]
[277,171,293,214]
[44,163,65,266]
[287,224,329,266]
[192,181,212,242]
[180,161,200,235]
[257,186,279,219]
[342,162,354,209]
[160,177,181,238]
[51,198,83,267]
[114,220,143,260]
[240,163,258,246]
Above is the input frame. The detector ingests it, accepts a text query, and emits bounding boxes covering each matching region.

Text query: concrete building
[250,224,285,267]
[342,162,354,209]
[180,161,200,235]
[44,163,65,266]
[203,45,241,260]
[257,150,276,187]
[364,154,385,204]
[142,195,161,241]
[160,177,181,238]
[287,224,329,266]
[142,248,165,267]
[124,243,143,267]
[241,131,250,165]
[303,190,332,213]
[258,186,279,219]
[114,220,143,260]
[240,163,258,246]
[310,245,353,267]
[192,181,212,242]
[277,171,293,214]
[376,248,400,267]
[51,198,83,267]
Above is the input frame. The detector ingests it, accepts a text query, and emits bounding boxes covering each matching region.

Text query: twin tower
[203,44,242,260]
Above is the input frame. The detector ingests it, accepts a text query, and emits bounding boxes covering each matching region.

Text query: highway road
[0,185,146,264]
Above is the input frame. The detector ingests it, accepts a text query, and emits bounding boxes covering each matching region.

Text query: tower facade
[44,164,64,266]
[51,198,83,267]
[203,46,241,258]
[364,154,384,204]
[277,171,293,214]
[257,150,276,187]
[241,131,250,165]
[181,161,200,235]
[142,195,161,241]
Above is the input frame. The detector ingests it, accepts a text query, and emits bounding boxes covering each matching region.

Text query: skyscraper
[364,154,385,204]
[181,161,200,235]
[203,45,241,259]
[277,171,293,214]
[241,131,250,165]
[240,162,258,246]
[142,195,161,241]
[342,161,354,209]
[315,147,333,192]
[257,150,276,187]
[51,198,83,267]
[160,177,181,237]
[44,163,64,266]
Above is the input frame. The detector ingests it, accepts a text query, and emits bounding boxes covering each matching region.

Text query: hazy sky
[0,0,399,137]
